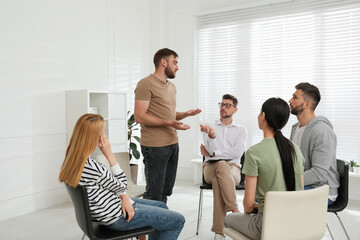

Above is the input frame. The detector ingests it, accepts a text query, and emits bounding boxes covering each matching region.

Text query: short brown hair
[222,94,238,107]
[153,48,178,68]
[295,82,321,111]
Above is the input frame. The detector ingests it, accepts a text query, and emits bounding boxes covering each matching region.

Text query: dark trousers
[141,143,179,203]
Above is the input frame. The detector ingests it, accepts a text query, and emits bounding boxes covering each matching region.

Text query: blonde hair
[59,113,104,187]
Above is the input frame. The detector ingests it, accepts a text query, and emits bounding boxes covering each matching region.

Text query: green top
[243,138,304,213]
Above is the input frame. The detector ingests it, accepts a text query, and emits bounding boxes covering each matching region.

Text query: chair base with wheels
[65,184,155,240]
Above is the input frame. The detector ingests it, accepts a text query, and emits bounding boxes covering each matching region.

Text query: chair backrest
[65,184,95,239]
[261,185,329,240]
[328,159,349,212]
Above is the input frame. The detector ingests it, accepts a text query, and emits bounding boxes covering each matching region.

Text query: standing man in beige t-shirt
[134,48,201,203]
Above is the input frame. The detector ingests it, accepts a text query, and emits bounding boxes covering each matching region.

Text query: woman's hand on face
[99,132,112,157]
[99,132,117,166]
[120,195,135,222]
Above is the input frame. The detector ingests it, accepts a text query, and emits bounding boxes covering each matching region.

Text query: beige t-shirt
[134,74,178,147]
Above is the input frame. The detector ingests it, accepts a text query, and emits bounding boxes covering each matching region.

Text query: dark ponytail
[262,98,296,191]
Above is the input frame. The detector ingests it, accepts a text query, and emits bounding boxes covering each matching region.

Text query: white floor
[1,182,360,240]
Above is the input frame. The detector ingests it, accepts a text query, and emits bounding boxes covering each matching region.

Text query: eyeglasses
[218,102,235,109]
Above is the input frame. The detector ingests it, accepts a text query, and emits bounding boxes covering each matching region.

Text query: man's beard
[165,66,176,79]
[220,111,232,119]
[290,103,304,115]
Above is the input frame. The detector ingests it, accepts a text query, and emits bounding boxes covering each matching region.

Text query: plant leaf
[133,148,141,159]
[130,114,135,123]
[130,142,137,151]
[128,114,134,126]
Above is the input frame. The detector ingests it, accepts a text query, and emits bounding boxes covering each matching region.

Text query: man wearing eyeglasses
[200,94,248,240]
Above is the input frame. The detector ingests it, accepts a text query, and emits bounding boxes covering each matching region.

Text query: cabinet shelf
[66,90,128,154]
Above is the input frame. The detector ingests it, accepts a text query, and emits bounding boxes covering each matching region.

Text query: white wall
[0,0,150,221]
[0,0,289,221]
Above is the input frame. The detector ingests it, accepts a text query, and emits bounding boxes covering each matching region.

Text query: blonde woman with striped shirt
[59,113,185,240]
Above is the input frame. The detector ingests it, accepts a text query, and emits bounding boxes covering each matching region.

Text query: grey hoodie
[290,116,340,196]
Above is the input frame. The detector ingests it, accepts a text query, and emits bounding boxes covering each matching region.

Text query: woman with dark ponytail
[224,98,304,240]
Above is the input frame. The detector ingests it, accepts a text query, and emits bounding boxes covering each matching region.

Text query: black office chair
[65,184,155,240]
[196,153,245,235]
[326,159,350,240]
[239,152,246,187]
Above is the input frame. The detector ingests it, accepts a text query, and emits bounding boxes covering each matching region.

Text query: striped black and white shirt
[79,157,128,225]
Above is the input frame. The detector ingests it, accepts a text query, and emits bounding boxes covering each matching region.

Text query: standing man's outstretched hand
[176,109,202,121]
[170,120,190,130]
[186,108,202,117]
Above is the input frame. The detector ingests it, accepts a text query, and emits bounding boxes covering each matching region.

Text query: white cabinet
[66,90,128,154]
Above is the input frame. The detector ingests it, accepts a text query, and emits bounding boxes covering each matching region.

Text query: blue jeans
[304,185,335,206]
[141,144,179,203]
[107,198,185,240]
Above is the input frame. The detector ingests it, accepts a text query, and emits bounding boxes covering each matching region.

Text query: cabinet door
[111,144,126,153]
[108,93,126,119]
[107,120,126,153]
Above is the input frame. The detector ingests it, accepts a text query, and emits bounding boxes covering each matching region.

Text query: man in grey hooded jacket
[289,82,339,205]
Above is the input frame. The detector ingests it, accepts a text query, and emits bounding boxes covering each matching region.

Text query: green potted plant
[350,160,360,174]
[128,111,141,184]
[349,160,359,173]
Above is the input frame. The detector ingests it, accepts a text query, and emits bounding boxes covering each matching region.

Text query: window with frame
[196,0,360,161]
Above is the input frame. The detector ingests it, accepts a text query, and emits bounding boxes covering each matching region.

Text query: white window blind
[196,0,360,161]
